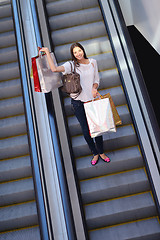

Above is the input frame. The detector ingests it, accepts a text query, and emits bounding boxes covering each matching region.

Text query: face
[73,46,84,61]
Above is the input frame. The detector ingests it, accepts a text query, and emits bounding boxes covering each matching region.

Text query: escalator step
[0,226,41,240]
[0,155,32,183]
[0,134,29,160]
[49,7,102,31]
[85,192,157,230]
[0,178,35,207]
[0,201,38,232]
[76,146,144,180]
[89,217,160,240]
[0,16,13,33]
[0,46,17,64]
[81,168,150,204]
[0,96,24,119]
[0,115,26,139]
[51,22,106,46]
[0,31,15,48]
[0,62,19,81]
[46,0,98,16]
[0,78,22,99]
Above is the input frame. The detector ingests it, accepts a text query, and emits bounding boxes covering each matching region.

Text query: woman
[39,42,110,165]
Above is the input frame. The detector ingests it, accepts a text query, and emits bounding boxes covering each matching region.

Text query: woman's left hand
[92,87,98,98]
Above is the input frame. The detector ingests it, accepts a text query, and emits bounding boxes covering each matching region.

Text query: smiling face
[73,46,84,62]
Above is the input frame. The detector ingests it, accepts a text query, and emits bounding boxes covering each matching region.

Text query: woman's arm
[39,47,65,72]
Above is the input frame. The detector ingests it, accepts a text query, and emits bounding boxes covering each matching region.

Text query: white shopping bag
[84,98,116,138]
[32,52,63,93]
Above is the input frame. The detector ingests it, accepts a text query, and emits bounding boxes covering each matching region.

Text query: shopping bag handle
[97,91,103,98]
[93,91,103,101]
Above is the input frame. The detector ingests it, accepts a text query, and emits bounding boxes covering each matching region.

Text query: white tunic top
[62,58,100,102]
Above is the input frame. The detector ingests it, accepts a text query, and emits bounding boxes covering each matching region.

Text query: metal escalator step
[0,155,32,183]
[0,201,38,232]
[49,7,102,31]
[76,146,144,180]
[0,31,15,48]
[0,115,26,138]
[0,226,41,240]
[51,21,106,46]
[0,3,11,19]
[0,62,19,81]
[46,0,98,16]
[55,37,111,62]
[85,192,157,230]
[72,125,138,158]
[0,46,17,64]
[91,52,116,71]
[68,105,131,136]
[0,17,13,33]
[0,134,29,160]
[89,217,160,240]
[81,168,150,204]
[0,96,24,118]
[0,78,22,99]
[99,69,120,89]
[0,178,35,207]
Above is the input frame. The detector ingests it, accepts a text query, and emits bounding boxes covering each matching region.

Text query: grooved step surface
[0,201,38,232]
[0,96,24,118]
[0,115,26,138]
[52,22,106,46]
[0,178,35,207]
[81,168,150,204]
[0,156,32,183]
[0,46,17,64]
[0,135,29,160]
[89,217,160,240]
[76,146,144,180]
[85,192,156,230]
[0,226,41,240]
[0,78,22,99]
[49,7,102,31]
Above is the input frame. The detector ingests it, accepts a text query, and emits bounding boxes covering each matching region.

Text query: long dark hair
[70,42,88,66]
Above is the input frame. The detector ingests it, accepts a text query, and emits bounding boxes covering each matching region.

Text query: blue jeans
[71,99,104,156]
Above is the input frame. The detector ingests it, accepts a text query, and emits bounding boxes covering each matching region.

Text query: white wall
[118,0,160,54]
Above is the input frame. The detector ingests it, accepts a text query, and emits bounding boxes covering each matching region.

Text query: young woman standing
[39,42,110,165]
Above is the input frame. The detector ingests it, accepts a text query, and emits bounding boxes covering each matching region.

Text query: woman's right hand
[38,47,50,56]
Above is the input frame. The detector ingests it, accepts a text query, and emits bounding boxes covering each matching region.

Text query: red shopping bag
[31,56,41,92]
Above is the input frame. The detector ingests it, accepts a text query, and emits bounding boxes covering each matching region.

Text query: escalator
[42,0,160,239]
[0,1,41,239]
